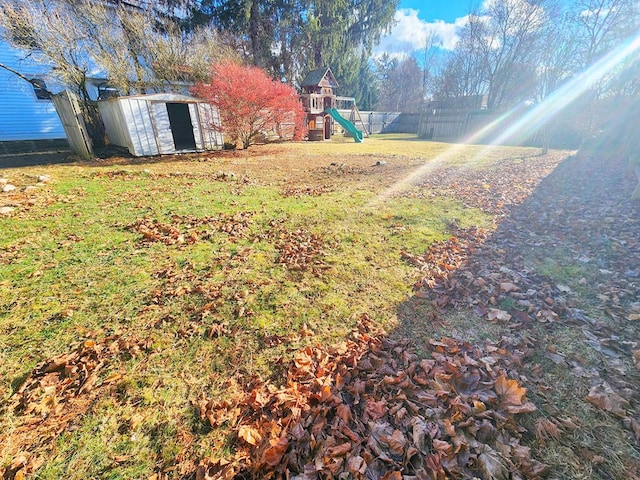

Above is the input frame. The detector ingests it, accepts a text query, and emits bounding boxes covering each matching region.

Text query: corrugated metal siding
[98,94,222,156]
[189,103,204,150]
[98,100,131,150]
[0,41,66,141]
[122,98,160,156]
[150,102,174,154]
[197,103,223,149]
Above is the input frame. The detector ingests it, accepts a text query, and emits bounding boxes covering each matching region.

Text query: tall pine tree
[193,0,398,99]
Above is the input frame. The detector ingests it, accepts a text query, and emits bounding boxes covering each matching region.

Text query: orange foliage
[193,60,307,149]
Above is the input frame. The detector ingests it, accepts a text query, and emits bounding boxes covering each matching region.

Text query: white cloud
[373,9,468,58]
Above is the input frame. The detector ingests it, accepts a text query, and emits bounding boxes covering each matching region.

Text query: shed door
[166,103,196,150]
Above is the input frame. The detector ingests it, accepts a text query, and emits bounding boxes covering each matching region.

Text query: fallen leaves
[402,150,640,450]
[239,426,263,446]
[281,185,333,197]
[147,263,262,337]
[402,227,489,291]
[1,334,152,480]
[12,335,151,418]
[276,229,332,274]
[196,317,547,479]
[127,212,254,246]
[255,221,335,275]
[586,382,631,418]
[405,225,564,326]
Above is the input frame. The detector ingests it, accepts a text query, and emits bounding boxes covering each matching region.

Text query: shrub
[193,61,307,149]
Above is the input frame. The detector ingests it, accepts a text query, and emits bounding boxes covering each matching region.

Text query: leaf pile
[127,212,253,246]
[196,319,548,479]
[1,335,151,479]
[0,242,26,265]
[405,226,566,325]
[256,222,334,275]
[275,229,333,274]
[281,185,334,197]
[319,163,377,177]
[404,151,640,439]
[401,227,489,291]
[148,264,263,334]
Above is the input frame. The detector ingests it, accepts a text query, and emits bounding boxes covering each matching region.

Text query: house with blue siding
[0,40,66,144]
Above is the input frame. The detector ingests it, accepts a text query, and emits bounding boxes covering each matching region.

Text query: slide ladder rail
[349,104,369,137]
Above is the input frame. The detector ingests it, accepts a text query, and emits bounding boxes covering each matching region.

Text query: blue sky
[374,1,476,57]
[377,0,576,58]
[399,1,473,22]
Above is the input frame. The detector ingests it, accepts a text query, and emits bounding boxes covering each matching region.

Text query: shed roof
[300,67,338,88]
[99,93,201,103]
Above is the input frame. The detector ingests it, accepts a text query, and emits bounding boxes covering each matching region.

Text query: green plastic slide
[325,108,364,143]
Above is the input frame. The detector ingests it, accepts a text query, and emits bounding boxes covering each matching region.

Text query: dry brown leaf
[534,418,561,445]
[586,383,630,417]
[487,309,512,322]
[495,375,527,405]
[347,455,366,475]
[380,472,402,480]
[238,425,262,446]
[499,282,518,292]
[327,442,352,457]
[336,403,352,424]
[365,399,387,420]
[477,444,509,480]
[411,417,429,453]
[384,429,406,455]
[262,437,288,467]
[432,439,453,455]
[506,402,537,414]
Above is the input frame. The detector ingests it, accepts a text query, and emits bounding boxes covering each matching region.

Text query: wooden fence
[417,110,535,145]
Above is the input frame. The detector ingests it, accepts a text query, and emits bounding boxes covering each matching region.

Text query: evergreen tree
[194,0,398,99]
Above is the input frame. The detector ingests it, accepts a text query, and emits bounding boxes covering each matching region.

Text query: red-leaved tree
[193,61,307,149]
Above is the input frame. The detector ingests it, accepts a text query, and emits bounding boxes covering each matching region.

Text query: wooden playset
[299,67,365,142]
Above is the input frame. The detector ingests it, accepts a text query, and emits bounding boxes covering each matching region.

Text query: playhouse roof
[300,67,339,88]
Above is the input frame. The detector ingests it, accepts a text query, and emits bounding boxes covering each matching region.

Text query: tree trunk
[78,81,106,149]
[249,0,263,67]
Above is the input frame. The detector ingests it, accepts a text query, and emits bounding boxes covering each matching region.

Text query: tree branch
[0,61,54,95]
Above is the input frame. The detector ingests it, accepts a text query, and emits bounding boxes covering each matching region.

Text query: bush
[193,61,307,149]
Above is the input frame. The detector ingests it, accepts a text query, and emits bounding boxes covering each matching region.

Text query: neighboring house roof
[300,67,338,89]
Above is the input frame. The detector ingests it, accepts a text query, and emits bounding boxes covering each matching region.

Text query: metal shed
[98,93,223,156]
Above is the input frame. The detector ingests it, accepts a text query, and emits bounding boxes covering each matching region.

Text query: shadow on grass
[0,151,75,169]
[394,146,640,478]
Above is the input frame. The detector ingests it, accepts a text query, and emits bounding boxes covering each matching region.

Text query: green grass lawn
[0,136,499,476]
[8,135,621,478]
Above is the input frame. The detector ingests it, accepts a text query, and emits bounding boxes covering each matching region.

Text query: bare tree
[0,0,231,146]
[420,32,445,101]
[569,0,640,96]
[571,0,636,66]
[435,0,553,109]
[435,17,488,99]
[375,55,425,112]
